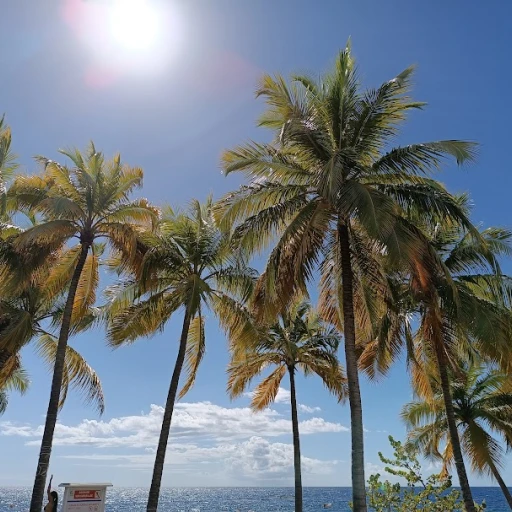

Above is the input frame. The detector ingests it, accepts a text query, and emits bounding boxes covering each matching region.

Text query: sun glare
[109,0,160,51]
[71,0,183,80]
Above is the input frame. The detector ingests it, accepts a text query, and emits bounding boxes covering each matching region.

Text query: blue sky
[1,0,512,488]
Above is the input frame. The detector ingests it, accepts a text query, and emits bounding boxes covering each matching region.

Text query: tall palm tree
[227,300,346,512]
[402,364,512,509]
[359,213,512,512]
[8,143,157,512]
[106,198,257,512]
[215,42,476,511]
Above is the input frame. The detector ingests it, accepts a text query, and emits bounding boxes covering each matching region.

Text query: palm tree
[412,235,512,512]
[0,354,29,415]
[106,198,257,512]
[0,113,21,371]
[0,241,105,411]
[0,114,18,218]
[8,143,157,512]
[359,213,512,512]
[215,42,476,511]
[402,363,512,509]
[227,300,345,512]
[0,223,68,374]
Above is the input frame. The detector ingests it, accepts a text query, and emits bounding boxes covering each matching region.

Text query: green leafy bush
[363,436,486,511]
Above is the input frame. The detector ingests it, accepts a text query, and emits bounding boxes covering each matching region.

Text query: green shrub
[362,436,486,512]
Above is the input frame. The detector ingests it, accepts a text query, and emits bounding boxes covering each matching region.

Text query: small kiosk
[59,482,112,512]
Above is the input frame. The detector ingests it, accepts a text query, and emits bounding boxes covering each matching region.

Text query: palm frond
[305,357,347,401]
[14,220,77,248]
[251,365,287,410]
[178,314,205,399]
[401,399,443,427]
[36,334,105,414]
[0,353,29,392]
[371,141,477,177]
[406,422,447,461]
[0,308,35,354]
[0,119,18,218]
[254,199,331,320]
[40,160,82,203]
[212,264,257,303]
[36,196,85,220]
[227,352,272,398]
[211,292,261,353]
[229,194,311,255]
[2,365,30,394]
[6,175,50,212]
[72,250,99,321]
[45,246,82,300]
[462,421,504,475]
[106,165,144,203]
[107,290,181,345]
[104,198,159,229]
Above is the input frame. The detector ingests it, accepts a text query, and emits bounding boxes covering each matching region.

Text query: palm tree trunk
[29,242,90,512]
[338,220,367,512]
[289,365,303,512]
[489,463,512,510]
[434,344,475,512]
[146,310,192,512]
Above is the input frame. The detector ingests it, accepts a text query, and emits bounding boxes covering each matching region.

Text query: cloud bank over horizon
[1,390,348,486]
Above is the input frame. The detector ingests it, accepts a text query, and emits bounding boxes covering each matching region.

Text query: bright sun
[109,0,160,51]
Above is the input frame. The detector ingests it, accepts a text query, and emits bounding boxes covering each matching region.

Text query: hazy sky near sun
[1,0,512,488]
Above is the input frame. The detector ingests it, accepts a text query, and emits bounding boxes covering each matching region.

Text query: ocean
[0,487,509,511]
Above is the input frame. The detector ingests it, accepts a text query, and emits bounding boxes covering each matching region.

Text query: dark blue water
[0,487,509,511]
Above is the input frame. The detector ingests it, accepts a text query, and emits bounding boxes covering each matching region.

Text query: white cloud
[299,417,346,434]
[0,424,37,437]
[366,462,384,476]
[274,387,291,404]
[224,436,339,478]
[366,461,403,484]
[0,398,350,486]
[57,436,340,483]
[298,404,321,414]
[0,400,347,449]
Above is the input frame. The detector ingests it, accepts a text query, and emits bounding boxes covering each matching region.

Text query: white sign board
[59,483,112,512]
